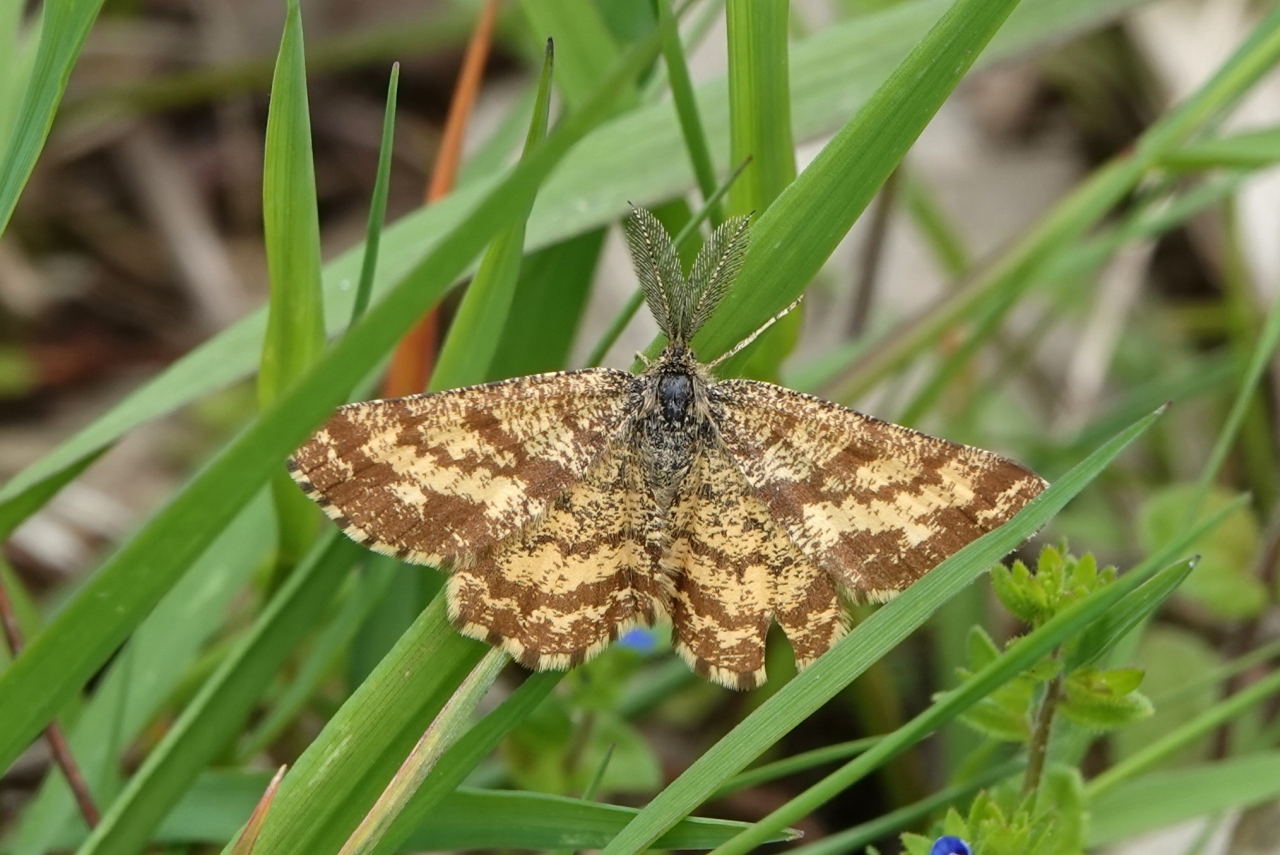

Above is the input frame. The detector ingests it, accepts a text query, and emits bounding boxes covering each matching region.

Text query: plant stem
[1023,673,1062,796]
[338,647,508,855]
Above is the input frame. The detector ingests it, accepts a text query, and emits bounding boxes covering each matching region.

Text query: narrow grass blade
[0,26,664,777]
[521,0,632,111]
[260,0,327,573]
[1160,125,1280,171]
[350,64,400,327]
[76,532,364,855]
[340,649,509,854]
[11,495,272,855]
[725,0,795,217]
[431,38,554,389]
[88,773,790,850]
[1088,753,1280,846]
[0,0,105,238]
[714,737,881,798]
[372,671,564,855]
[699,0,1026,370]
[658,0,719,215]
[230,766,287,855]
[595,408,1163,855]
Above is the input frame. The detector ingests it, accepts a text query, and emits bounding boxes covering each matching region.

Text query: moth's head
[624,207,751,347]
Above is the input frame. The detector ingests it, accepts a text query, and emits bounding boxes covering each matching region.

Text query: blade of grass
[76,531,365,855]
[260,0,327,575]
[0,0,106,238]
[371,671,564,855]
[339,648,510,854]
[431,38,554,389]
[0,0,1156,512]
[1087,753,1280,846]
[0,24,665,777]
[825,0,1280,403]
[713,737,881,798]
[111,772,791,850]
[725,0,795,217]
[349,64,400,327]
[383,0,500,399]
[595,408,1163,855]
[229,766,287,855]
[658,0,719,216]
[697,0,1027,373]
[11,494,272,855]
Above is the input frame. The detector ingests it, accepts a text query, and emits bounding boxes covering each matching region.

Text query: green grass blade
[1067,557,1197,670]
[725,0,795,218]
[260,0,327,572]
[0,0,105,238]
[373,671,564,854]
[521,0,631,111]
[714,737,881,798]
[697,0,1026,369]
[0,26,664,777]
[93,773,789,850]
[595,408,1163,855]
[1088,753,1280,846]
[11,495,272,855]
[350,64,400,327]
[76,532,364,855]
[1160,125,1280,170]
[0,0,1153,511]
[431,38,554,390]
[658,0,719,214]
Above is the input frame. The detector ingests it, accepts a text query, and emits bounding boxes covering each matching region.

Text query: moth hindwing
[290,208,1047,689]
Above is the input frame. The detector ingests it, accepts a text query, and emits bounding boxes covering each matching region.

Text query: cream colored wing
[666,442,845,690]
[712,379,1047,599]
[288,369,637,566]
[447,440,670,670]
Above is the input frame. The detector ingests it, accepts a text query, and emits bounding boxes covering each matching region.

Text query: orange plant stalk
[381,0,501,398]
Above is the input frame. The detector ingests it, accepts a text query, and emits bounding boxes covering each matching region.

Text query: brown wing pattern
[447,440,670,670]
[288,369,637,566]
[712,380,1047,600]
[667,442,845,689]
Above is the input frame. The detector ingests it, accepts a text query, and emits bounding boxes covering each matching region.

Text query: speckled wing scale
[289,208,1049,690]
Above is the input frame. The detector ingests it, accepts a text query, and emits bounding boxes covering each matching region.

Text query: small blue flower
[617,627,657,654]
[930,836,972,855]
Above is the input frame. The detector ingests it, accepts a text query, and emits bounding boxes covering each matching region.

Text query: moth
[289,209,1046,689]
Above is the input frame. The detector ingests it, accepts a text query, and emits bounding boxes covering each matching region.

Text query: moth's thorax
[636,345,714,510]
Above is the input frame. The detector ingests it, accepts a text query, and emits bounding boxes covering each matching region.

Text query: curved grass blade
[0,0,106,238]
[349,63,400,327]
[76,532,364,855]
[260,0,327,574]
[431,37,554,390]
[594,407,1164,855]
